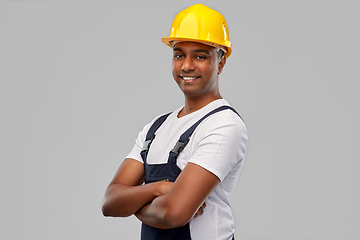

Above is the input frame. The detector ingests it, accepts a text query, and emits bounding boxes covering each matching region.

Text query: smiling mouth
[181,76,200,82]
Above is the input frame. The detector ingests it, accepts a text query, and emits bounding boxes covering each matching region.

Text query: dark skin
[102,41,227,228]
[172,42,226,117]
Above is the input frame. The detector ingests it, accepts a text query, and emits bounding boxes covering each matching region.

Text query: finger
[196,207,204,216]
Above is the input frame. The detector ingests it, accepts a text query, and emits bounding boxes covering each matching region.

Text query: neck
[178,92,222,118]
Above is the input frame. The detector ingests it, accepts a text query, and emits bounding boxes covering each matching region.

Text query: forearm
[135,195,174,229]
[135,162,219,228]
[102,182,162,217]
[135,194,192,229]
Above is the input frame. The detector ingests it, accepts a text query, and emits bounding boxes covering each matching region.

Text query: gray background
[0,0,359,239]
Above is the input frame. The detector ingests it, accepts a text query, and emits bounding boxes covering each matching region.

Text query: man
[102,4,248,240]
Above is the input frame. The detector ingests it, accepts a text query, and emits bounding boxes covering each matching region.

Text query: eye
[196,55,206,60]
[174,53,184,59]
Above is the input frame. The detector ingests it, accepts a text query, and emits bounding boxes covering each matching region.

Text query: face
[172,42,226,99]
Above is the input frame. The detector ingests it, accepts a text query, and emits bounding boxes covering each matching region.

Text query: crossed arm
[102,158,220,229]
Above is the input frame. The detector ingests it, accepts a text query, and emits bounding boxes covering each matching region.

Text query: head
[171,41,226,98]
[162,4,231,100]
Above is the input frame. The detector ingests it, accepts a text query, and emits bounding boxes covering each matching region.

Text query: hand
[193,202,206,218]
[155,181,174,197]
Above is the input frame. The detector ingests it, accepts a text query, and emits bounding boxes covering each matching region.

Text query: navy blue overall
[140,106,241,240]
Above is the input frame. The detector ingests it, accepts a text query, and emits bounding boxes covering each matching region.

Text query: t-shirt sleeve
[188,111,248,181]
[125,116,161,164]
[125,129,146,164]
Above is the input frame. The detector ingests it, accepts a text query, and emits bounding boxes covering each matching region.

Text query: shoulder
[192,103,248,156]
[199,99,246,128]
[197,104,247,137]
[188,104,248,181]
[140,110,176,135]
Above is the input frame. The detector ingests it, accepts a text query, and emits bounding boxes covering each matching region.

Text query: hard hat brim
[161,37,232,58]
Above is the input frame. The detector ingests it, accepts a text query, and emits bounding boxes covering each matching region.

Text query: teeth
[182,76,197,80]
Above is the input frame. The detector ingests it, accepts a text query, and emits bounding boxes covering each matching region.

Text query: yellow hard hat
[162,4,232,58]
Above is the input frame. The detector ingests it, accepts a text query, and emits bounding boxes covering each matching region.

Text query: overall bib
[140,106,240,240]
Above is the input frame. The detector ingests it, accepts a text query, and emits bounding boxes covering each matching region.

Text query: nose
[181,56,195,72]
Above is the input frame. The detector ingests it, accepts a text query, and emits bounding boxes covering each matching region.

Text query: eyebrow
[173,47,211,55]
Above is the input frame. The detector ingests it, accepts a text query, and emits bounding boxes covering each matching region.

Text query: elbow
[102,201,112,217]
[102,209,110,217]
[102,195,115,217]
[102,202,131,218]
[101,198,131,218]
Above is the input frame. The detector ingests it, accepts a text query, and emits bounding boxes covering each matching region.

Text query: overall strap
[169,105,242,163]
[141,112,172,163]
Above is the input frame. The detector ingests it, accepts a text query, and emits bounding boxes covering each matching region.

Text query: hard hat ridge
[161,4,232,58]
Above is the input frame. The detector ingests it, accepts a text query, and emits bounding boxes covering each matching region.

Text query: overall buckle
[170,138,190,157]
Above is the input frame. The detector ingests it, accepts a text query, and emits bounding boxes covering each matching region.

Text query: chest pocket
[140,106,241,240]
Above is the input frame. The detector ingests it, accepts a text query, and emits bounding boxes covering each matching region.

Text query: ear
[217,56,226,75]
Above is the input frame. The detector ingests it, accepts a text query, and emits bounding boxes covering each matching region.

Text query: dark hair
[217,49,225,58]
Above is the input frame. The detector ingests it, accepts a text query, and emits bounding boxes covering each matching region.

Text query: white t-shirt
[126,99,248,240]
